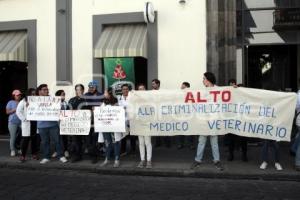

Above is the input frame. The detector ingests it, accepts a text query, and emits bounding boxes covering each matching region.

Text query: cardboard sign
[26,96,61,121]
[94,106,126,133]
[60,110,91,135]
[128,87,297,141]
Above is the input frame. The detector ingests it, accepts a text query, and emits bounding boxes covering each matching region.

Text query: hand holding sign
[26,96,61,121]
[94,105,126,133]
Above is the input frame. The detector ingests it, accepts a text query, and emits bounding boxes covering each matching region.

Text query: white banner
[59,110,91,135]
[26,96,61,121]
[94,105,126,133]
[128,87,297,141]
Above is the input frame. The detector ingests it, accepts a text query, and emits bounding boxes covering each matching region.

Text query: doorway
[0,61,28,135]
[246,45,298,91]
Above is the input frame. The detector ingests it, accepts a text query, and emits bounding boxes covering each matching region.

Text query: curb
[1,161,300,182]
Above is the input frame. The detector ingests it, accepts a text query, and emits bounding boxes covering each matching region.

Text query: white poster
[60,110,91,135]
[94,106,126,133]
[26,96,61,121]
[127,87,297,142]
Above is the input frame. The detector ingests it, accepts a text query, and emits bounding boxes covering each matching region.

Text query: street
[0,168,300,200]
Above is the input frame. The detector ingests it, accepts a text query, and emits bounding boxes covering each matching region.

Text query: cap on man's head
[88,80,98,88]
[12,90,22,96]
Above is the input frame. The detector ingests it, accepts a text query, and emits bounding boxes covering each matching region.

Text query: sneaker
[64,151,70,158]
[190,161,201,169]
[40,158,50,164]
[17,150,22,155]
[51,152,57,158]
[19,156,26,163]
[113,160,120,168]
[100,159,110,167]
[275,163,283,171]
[10,150,16,157]
[59,156,68,163]
[214,161,224,171]
[137,160,146,168]
[260,161,268,170]
[146,161,152,169]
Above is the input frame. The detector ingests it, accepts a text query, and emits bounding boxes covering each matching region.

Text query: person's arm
[6,101,16,115]
[16,100,26,121]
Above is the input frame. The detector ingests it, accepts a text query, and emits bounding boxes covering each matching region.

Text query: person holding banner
[177,82,195,150]
[84,81,104,164]
[225,79,248,162]
[68,84,88,163]
[55,90,70,158]
[152,79,171,148]
[100,87,122,168]
[191,72,223,171]
[16,88,39,162]
[119,84,136,156]
[36,84,68,164]
[6,89,22,157]
[136,83,153,169]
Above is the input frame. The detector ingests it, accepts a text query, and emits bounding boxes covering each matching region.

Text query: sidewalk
[0,137,299,181]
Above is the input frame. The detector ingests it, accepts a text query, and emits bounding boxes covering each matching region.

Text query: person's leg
[195,136,207,162]
[30,121,38,156]
[164,136,171,148]
[177,136,184,149]
[261,140,269,162]
[114,141,121,161]
[295,140,300,168]
[227,134,235,161]
[39,128,51,159]
[138,136,146,161]
[145,136,152,162]
[21,136,30,157]
[15,126,22,151]
[130,136,137,153]
[291,129,300,153]
[103,133,113,160]
[210,136,220,163]
[49,126,63,158]
[120,135,127,154]
[240,136,248,161]
[62,135,68,152]
[155,137,162,147]
[271,141,280,163]
[8,123,18,152]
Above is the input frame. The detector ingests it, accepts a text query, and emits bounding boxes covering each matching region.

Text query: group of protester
[5,72,300,171]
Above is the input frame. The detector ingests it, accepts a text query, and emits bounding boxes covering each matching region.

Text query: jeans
[39,126,63,159]
[138,136,152,161]
[103,133,120,161]
[195,135,220,162]
[262,140,279,163]
[291,128,300,153]
[8,123,21,151]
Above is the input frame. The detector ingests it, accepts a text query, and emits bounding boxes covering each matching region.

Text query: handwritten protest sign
[60,110,91,135]
[128,87,297,141]
[94,106,126,132]
[26,96,61,121]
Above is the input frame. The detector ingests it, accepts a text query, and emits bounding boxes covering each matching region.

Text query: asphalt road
[0,168,300,200]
